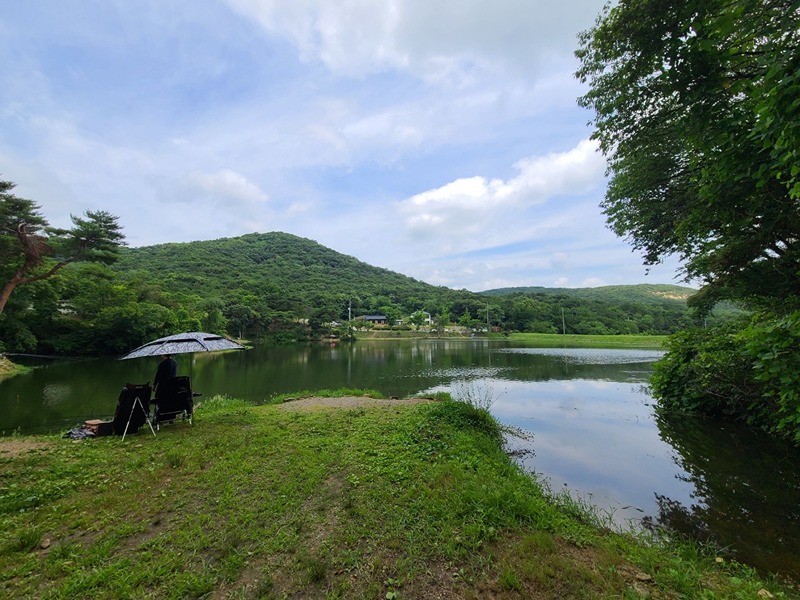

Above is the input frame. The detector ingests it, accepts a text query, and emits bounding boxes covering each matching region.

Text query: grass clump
[0,392,794,598]
[0,356,31,380]
[502,332,666,348]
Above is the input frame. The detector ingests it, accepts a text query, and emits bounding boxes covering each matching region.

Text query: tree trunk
[0,261,69,315]
[0,275,21,315]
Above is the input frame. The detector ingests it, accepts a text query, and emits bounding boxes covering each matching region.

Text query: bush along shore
[0,390,794,599]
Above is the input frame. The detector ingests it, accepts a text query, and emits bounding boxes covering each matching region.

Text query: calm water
[2,339,799,579]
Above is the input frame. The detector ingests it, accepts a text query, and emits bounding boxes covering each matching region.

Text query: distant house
[354,315,389,325]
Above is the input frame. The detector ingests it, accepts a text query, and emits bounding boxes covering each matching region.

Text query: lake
[2,338,799,579]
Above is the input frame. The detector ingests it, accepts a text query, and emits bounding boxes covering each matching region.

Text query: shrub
[431,382,503,444]
[652,312,800,444]
[651,322,759,418]
[746,311,800,443]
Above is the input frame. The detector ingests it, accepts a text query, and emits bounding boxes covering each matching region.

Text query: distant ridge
[480,283,696,304]
[113,231,699,335]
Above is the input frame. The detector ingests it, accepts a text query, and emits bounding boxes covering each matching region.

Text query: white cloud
[180,169,268,205]
[396,139,604,246]
[224,0,606,81]
[0,1,685,291]
[581,277,608,287]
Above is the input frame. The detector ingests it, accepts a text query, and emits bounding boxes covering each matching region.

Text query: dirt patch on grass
[0,439,52,459]
[276,396,435,411]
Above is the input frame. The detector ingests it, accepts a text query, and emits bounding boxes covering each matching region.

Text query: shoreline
[0,392,793,597]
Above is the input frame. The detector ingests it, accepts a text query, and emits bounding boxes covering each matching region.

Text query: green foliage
[578,1,800,442]
[0,397,790,598]
[0,180,124,315]
[113,233,696,344]
[113,232,480,342]
[0,228,699,354]
[652,312,800,443]
[576,0,800,309]
[494,284,698,335]
[651,324,760,418]
[431,391,503,446]
[746,311,800,443]
[0,180,48,275]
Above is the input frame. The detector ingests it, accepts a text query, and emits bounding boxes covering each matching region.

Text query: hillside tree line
[1,189,696,356]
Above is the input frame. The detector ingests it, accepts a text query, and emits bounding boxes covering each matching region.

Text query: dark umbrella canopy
[120,332,245,360]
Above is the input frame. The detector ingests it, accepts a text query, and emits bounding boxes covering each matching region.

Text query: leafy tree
[0,179,125,314]
[432,309,450,335]
[378,305,401,326]
[199,298,228,334]
[578,0,800,442]
[408,310,428,331]
[576,0,800,310]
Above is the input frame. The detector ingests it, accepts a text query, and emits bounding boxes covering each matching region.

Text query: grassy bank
[500,332,667,349]
[354,330,473,340]
[0,356,31,381]
[349,331,667,347]
[0,393,790,598]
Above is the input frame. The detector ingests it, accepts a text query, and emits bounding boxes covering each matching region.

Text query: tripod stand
[122,394,157,441]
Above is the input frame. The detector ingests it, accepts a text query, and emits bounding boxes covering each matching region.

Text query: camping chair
[112,382,156,441]
[153,376,198,430]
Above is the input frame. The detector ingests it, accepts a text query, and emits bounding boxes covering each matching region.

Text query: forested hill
[482,284,696,304]
[113,232,698,337]
[2,231,703,356]
[114,231,474,318]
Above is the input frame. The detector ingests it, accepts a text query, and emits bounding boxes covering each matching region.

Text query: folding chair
[112,382,156,441]
[153,376,198,430]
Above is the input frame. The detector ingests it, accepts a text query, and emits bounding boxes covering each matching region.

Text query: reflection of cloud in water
[416,365,696,529]
[42,383,72,407]
[470,376,696,528]
[411,366,508,379]
[495,347,664,365]
[486,379,652,423]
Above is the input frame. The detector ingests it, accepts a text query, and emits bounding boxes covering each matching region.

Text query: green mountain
[112,232,697,337]
[478,284,697,336]
[481,283,696,304]
[3,231,705,356]
[114,231,476,320]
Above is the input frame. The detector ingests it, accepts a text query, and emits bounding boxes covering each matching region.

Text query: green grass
[267,387,386,405]
[0,391,792,598]
[500,332,667,348]
[0,357,32,380]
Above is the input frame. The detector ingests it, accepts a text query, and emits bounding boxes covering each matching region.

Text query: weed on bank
[0,393,792,598]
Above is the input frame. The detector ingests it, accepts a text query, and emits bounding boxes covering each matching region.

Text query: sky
[0,1,685,292]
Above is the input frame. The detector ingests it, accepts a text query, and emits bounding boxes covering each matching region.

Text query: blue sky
[0,0,685,291]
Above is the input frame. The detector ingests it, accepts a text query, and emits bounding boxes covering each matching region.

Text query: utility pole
[561,307,566,335]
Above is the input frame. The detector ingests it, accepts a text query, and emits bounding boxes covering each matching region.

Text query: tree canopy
[0,179,125,314]
[576,0,800,311]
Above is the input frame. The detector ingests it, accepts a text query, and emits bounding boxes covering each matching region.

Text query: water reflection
[649,412,800,579]
[496,347,665,364]
[2,340,798,578]
[434,377,697,530]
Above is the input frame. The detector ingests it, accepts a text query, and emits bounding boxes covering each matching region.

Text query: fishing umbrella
[120,331,245,360]
[117,332,244,439]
